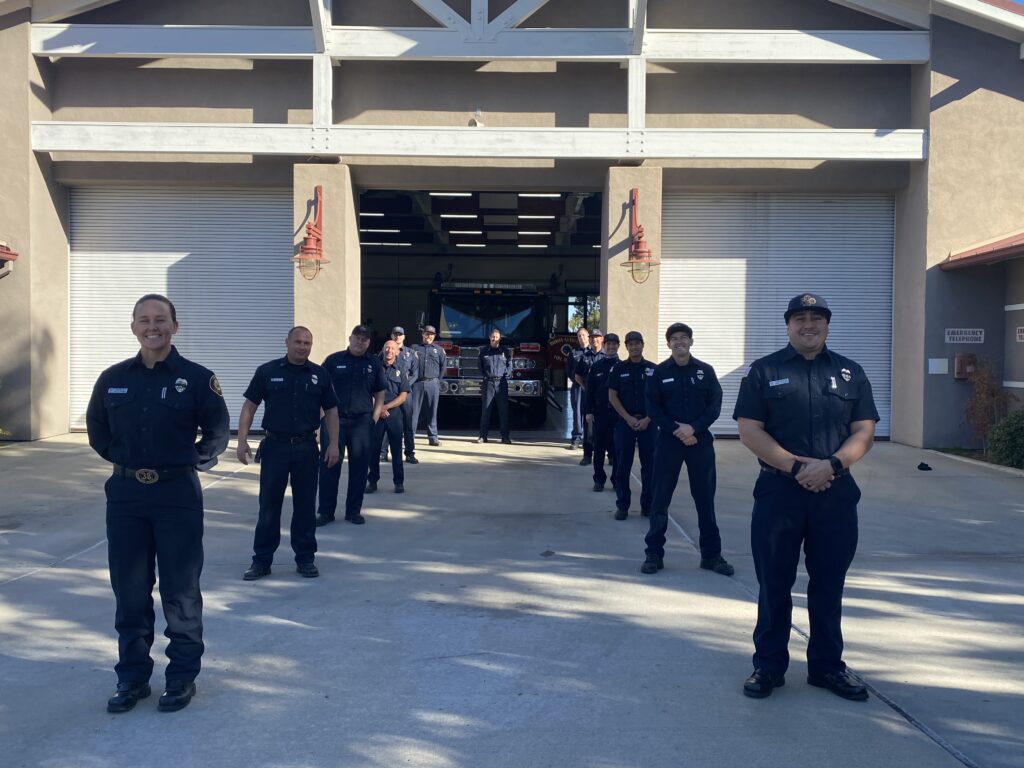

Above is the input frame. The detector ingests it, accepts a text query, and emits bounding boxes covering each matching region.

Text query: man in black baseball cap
[583,332,621,492]
[574,328,604,465]
[389,325,420,463]
[411,325,446,448]
[783,293,831,323]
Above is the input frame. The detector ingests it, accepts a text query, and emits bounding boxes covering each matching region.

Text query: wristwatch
[790,460,804,478]
[829,455,843,474]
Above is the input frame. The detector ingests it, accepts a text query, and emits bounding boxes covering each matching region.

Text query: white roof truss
[32,24,931,63]
[308,0,331,54]
[31,121,928,162]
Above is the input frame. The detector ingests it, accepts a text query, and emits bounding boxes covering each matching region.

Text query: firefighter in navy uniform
[477,328,512,444]
[641,322,733,577]
[607,331,657,520]
[390,326,420,463]
[367,339,410,493]
[574,328,603,465]
[87,294,229,714]
[584,332,621,492]
[316,325,387,526]
[238,326,340,580]
[565,327,590,449]
[412,325,447,448]
[734,294,878,702]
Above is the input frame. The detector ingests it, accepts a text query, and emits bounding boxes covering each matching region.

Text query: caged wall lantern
[620,187,659,284]
[0,241,19,281]
[293,185,329,280]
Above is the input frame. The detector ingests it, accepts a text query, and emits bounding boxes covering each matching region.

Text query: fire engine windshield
[437,295,545,342]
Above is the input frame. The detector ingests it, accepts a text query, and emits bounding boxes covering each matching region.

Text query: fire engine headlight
[439,381,449,394]
[512,358,537,370]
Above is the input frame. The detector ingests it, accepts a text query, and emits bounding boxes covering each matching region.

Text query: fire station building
[1,0,1023,446]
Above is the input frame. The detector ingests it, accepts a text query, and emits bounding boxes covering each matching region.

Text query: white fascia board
[329,26,632,60]
[407,0,470,35]
[933,0,1024,43]
[31,121,928,161]
[644,30,930,63]
[32,24,315,58]
[826,0,931,30]
[312,54,333,127]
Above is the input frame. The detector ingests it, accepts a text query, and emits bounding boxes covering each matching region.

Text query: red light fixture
[621,187,658,284]
[293,186,328,280]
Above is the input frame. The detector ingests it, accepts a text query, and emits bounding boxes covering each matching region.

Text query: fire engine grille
[459,346,483,376]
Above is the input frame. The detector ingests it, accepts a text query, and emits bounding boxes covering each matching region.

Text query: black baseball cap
[391,326,405,335]
[624,331,644,343]
[604,332,620,344]
[422,325,437,334]
[590,328,604,338]
[665,322,693,341]
[784,293,831,322]
[351,324,372,338]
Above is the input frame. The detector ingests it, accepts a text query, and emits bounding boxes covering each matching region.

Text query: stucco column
[601,166,662,351]
[293,162,360,357]
[0,10,68,441]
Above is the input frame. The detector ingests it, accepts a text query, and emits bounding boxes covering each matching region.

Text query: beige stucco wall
[0,9,68,441]
[293,163,360,359]
[601,166,662,354]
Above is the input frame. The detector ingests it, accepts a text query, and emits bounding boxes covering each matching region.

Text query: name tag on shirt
[620,372,630,378]
[270,377,284,382]
[337,365,347,369]
[661,378,674,383]
[769,378,790,387]
[107,387,128,394]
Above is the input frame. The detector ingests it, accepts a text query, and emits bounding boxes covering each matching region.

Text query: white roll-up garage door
[70,187,294,430]
[659,192,893,437]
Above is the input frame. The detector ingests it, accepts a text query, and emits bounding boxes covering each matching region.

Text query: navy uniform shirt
[566,346,587,387]
[381,359,412,404]
[415,342,448,380]
[574,348,600,387]
[243,356,338,433]
[584,355,620,414]
[646,355,723,439]
[322,350,387,416]
[732,344,879,460]
[87,345,230,469]
[479,345,510,380]
[396,346,419,387]
[608,357,657,415]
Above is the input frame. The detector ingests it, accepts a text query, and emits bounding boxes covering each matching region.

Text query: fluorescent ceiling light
[456,243,486,248]
[517,231,549,236]
[518,193,562,198]
[361,242,412,247]
[359,212,385,217]
[449,230,483,235]
[430,192,472,197]
[440,214,477,219]
[518,244,546,249]
[360,229,400,233]
[519,215,556,220]
[592,244,602,248]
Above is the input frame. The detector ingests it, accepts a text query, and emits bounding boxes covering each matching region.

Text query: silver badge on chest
[174,378,188,393]
[841,368,852,382]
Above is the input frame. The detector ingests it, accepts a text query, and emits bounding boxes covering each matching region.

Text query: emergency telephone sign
[945,328,984,344]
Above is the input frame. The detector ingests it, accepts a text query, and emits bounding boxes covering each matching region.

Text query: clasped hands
[793,456,834,492]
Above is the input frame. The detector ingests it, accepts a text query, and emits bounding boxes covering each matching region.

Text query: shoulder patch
[209,375,223,396]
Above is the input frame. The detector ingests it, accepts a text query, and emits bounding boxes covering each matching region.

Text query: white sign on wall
[945,328,985,344]
[1017,327,1024,343]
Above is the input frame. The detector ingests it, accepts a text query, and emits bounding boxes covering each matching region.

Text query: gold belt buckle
[134,468,159,484]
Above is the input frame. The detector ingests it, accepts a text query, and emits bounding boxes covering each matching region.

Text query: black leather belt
[113,464,193,484]
[265,431,317,444]
[760,464,849,479]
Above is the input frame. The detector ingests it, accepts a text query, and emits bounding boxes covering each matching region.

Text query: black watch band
[829,455,843,474]
[790,460,804,478]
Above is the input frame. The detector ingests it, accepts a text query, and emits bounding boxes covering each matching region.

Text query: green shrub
[988,410,1024,469]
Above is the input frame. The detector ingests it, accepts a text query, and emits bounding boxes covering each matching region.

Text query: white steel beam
[328,26,631,59]
[630,0,648,54]
[309,0,331,53]
[643,30,930,63]
[32,24,315,58]
[313,54,333,127]
[32,121,928,161]
[486,0,551,35]
[407,0,471,35]
[627,58,645,130]
[471,0,487,39]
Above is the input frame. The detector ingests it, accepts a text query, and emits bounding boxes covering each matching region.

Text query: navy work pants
[106,471,204,686]
[400,399,416,457]
[750,471,860,677]
[412,379,441,440]
[644,434,721,560]
[591,407,617,486]
[318,413,373,520]
[613,418,656,512]
[253,437,319,565]
[480,379,510,440]
[369,410,405,486]
[569,383,584,440]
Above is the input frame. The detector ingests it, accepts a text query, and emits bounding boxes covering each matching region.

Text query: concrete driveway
[0,433,1020,768]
